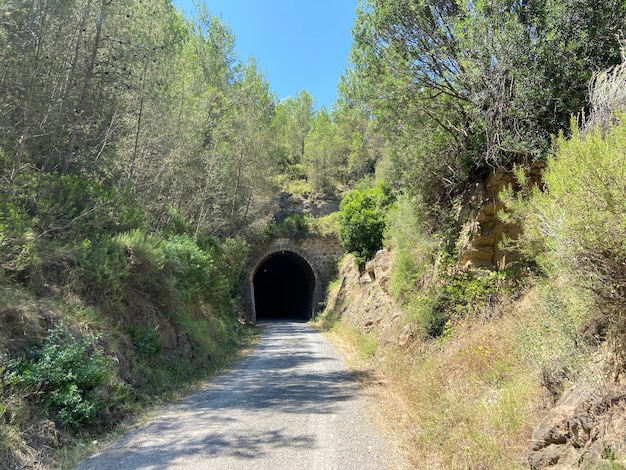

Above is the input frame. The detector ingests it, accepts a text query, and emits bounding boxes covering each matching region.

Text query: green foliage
[265,211,340,241]
[439,271,508,330]
[11,172,143,240]
[345,0,626,224]
[114,230,165,273]
[76,237,129,304]
[0,196,39,279]
[128,325,161,359]
[5,324,127,429]
[264,213,311,239]
[386,194,437,299]
[271,91,313,168]
[163,235,216,304]
[195,234,249,307]
[509,114,626,355]
[303,108,345,195]
[309,211,340,238]
[338,181,395,269]
[218,236,249,294]
[408,270,511,338]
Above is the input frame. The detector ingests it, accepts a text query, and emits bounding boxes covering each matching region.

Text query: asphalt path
[75,321,392,469]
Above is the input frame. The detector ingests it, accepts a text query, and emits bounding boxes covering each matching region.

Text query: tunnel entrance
[253,251,315,322]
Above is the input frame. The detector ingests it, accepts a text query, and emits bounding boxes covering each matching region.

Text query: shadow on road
[76,321,375,469]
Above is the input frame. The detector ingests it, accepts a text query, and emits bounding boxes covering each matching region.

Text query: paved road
[75,322,392,469]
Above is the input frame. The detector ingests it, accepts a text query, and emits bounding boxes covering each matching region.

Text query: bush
[10,172,143,240]
[264,213,311,239]
[195,235,249,308]
[338,181,394,269]
[114,230,169,301]
[163,235,215,304]
[0,197,39,280]
[5,324,127,429]
[114,230,165,272]
[309,211,340,238]
[219,236,249,297]
[386,194,437,299]
[76,236,129,304]
[508,114,626,356]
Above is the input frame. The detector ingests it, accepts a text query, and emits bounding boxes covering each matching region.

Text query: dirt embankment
[323,248,626,468]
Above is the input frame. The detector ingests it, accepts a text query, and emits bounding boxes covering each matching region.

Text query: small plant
[5,323,126,429]
[129,325,161,359]
[163,235,215,303]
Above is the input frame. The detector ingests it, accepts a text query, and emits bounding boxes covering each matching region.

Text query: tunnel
[253,251,315,322]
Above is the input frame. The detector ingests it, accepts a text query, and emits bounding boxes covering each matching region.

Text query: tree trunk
[63,0,104,174]
[12,1,50,180]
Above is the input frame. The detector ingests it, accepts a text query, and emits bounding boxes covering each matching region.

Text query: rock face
[275,192,340,222]
[528,351,626,469]
[325,248,408,348]
[456,163,544,270]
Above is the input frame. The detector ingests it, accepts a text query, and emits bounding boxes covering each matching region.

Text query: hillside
[320,246,626,468]
[3,1,626,468]
[316,60,626,468]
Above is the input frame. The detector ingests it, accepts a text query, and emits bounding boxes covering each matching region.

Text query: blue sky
[172,0,357,110]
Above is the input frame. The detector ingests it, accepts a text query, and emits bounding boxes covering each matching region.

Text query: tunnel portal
[253,251,315,322]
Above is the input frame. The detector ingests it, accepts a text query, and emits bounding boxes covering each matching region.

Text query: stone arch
[241,237,344,324]
[252,250,317,322]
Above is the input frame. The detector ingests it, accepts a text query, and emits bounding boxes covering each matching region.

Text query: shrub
[10,172,143,240]
[264,213,311,239]
[310,211,340,238]
[386,194,438,299]
[76,236,129,304]
[0,195,40,280]
[508,114,626,357]
[128,325,161,359]
[114,230,164,272]
[219,236,249,296]
[338,181,394,269]
[196,235,248,308]
[114,230,168,301]
[163,235,215,304]
[5,324,126,429]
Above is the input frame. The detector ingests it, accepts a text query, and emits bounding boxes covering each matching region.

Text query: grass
[368,314,542,469]
[315,259,601,468]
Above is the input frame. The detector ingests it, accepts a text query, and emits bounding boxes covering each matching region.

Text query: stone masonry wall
[456,163,544,270]
[240,236,345,323]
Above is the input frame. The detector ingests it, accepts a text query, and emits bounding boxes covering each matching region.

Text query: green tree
[338,181,394,269]
[345,0,626,224]
[303,108,345,195]
[333,97,382,182]
[272,91,314,168]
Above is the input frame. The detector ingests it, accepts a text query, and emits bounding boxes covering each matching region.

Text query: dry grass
[322,282,592,469]
[322,322,378,372]
[378,318,542,469]
[586,59,626,132]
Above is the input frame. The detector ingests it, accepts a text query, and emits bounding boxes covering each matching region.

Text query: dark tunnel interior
[253,252,315,322]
